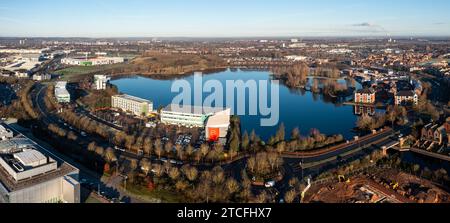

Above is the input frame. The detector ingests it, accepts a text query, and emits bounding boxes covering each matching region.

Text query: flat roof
[163,104,226,115]
[14,150,47,167]
[0,124,78,192]
[113,94,151,104]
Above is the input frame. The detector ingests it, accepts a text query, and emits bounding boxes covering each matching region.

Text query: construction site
[304,168,450,203]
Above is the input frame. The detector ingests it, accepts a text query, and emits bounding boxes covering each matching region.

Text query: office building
[205,109,231,141]
[61,57,124,66]
[112,94,153,117]
[161,105,221,128]
[55,81,70,103]
[94,75,110,90]
[0,124,80,203]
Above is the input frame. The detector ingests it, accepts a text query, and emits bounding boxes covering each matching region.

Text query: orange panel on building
[208,128,220,142]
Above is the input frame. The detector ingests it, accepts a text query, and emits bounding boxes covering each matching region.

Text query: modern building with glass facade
[161,105,228,128]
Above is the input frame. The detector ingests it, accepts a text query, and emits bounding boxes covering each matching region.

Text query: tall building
[94,75,110,90]
[111,94,153,117]
[354,88,376,104]
[55,81,70,103]
[0,124,80,203]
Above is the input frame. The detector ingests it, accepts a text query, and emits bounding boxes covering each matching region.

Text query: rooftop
[0,124,78,192]
[113,94,151,104]
[163,104,226,115]
[356,88,375,94]
[396,90,416,97]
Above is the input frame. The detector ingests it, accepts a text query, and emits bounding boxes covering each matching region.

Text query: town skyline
[1,0,450,37]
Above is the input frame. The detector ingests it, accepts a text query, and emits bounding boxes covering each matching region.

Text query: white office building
[161,104,230,129]
[112,94,153,117]
[94,75,110,90]
[61,57,124,66]
[55,81,70,103]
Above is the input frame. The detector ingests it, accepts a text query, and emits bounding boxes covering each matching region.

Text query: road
[29,81,405,203]
[30,84,146,203]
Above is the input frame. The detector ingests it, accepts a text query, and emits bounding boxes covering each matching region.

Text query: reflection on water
[111,69,365,141]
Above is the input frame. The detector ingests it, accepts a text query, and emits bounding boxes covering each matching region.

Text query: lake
[111,69,363,141]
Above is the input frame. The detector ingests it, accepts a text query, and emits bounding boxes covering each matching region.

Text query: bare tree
[284,189,297,203]
[140,158,151,175]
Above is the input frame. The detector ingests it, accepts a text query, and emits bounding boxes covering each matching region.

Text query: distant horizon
[1,35,450,40]
[1,0,450,37]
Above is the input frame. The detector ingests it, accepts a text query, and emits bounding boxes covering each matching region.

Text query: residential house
[395,90,418,105]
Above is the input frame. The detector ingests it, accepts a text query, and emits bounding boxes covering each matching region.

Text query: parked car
[265,181,276,188]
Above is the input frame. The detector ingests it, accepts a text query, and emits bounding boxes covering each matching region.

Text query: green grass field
[55,64,128,81]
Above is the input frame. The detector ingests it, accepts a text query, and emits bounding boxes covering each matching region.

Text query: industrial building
[61,57,124,66]
[94,75,110,90]
[112,94,153,117]
[55,81,71,103]
[0,124,80,203]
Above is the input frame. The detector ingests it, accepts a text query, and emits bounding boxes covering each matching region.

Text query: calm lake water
[111,69,362,141]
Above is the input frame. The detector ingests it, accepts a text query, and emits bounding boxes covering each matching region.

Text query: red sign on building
[208,128,220,142]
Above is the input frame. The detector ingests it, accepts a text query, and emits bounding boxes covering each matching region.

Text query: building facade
[94,75,110,90]
[354,88,376,104]
[0,124,80,203]
[61,57,124,66]
[395,90,418,105]
[161,105,229,129]
[55,81,70,103]
[111,94,153,117]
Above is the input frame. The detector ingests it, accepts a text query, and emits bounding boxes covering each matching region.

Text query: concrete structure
[61,57,124,66]
[0,49,46,54]
[161,104,228,128]
[0,124,80,203]
[32,73,51,81]
[55,81,70,103]
[355,88,376,104]
[112,94,153,117]
[94,75,110,90]
[395,90,418,105]
[0,125,14,141]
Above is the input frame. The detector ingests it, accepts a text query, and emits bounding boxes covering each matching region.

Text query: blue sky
[1,0,449,37]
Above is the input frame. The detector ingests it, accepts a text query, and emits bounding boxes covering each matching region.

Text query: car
[265,181,275,188]
[81,131,87,137]
[160,158,168,163]
[169,159,177,164]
